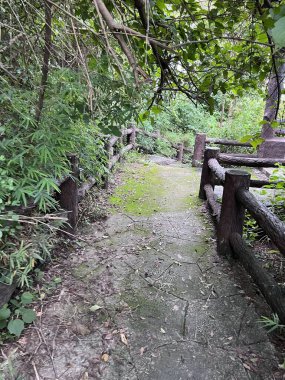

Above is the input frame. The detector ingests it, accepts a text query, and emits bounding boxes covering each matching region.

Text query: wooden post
[192,133,206,167]
[199,147,220,200]
[103,140,112,189]
[217,169,250,256]
[131,124,136,146]
[59,154,79,235]
[177,143,184,162]
[118,136,123,162]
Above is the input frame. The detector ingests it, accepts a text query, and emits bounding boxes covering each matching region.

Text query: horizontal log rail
[204,184,221,220]
[199,146,285,323]
[206,137,251,147]
[135,128,192,159]
[275,128,285,136]
[219,153,285,167]
[236,188,285,255]
[192,133,254,167]
[214,177,277,189]
[230,233,285,324]
[208,158,225,182]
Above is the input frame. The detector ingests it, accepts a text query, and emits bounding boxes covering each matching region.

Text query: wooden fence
[192,133,254,167]
[199,147,285,323]
[46,126,192,235]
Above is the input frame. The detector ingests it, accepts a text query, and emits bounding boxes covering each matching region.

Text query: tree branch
[35,0,52,124]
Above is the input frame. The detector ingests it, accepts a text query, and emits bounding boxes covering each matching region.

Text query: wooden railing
[199,147,285,323]
[192,133,254,167]
[57,126,192,234]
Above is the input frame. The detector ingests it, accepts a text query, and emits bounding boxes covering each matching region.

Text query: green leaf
[151,105,162,115]
[271,16,285,48]
[0,320,8,329]
[250,138,264,149]
[0,307,11,320]
[20,308,36,324]
[21,292,34,305]
[240,135,253,143]
[8,319,25,337]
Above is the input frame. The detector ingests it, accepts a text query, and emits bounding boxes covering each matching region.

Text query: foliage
[0,292,36,339]
[0,0,284,340]
[139,91,264,156]
[0,215,64,287]
[155,139,176,157]
[259,313,285,334]
[136,134,156,154]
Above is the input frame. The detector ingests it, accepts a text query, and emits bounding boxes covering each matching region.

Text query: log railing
[58,125,191,234]
[134,128,192,161]
[192,133,254,167]
[199,147,285,323]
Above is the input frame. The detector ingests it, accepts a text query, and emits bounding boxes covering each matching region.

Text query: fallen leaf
[120,333,128,346]
[243,363,252,371]
[71,323,91,336]
[103,333,113,340]
[90,305,102,312]
[101,353,109,362]
[160,328,166,334]
[140,346,147,356]
[18,336,28,346]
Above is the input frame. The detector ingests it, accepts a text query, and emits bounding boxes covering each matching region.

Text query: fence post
[131,124,136,146]
[59,154,79,235]
[177,143,184,162]
[103,140,112,189]
[199,147,220,200]
[217,169,250,256]
[192,133,206,167]
[118,134,124,162]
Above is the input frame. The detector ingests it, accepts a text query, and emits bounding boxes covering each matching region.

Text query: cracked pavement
[4,160,279,379]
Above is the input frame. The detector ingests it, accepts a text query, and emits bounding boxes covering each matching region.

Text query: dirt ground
[0,157,283,380]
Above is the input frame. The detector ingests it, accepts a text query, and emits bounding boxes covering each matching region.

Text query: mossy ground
[4,159,277,380]
[110,162,202,216]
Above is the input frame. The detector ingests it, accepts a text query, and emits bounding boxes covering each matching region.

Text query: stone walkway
[1,159,279,379]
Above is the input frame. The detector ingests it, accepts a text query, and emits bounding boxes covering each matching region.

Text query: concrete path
[3,159,278,379]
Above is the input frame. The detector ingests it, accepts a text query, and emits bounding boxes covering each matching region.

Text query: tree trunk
[35,0,52,124]
[261,57,285,139]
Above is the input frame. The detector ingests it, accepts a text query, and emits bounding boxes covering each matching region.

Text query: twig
[32,361,41,380]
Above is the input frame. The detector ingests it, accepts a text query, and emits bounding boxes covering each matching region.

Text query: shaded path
[3,159,278,379]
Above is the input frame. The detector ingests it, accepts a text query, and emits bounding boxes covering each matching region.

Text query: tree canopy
[1,0,285,123]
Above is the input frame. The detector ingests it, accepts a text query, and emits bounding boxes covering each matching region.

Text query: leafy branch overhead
[90,0,285,108]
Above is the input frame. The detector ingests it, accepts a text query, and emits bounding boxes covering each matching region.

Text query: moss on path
[4,158,278,380]
[110,163,202,216]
